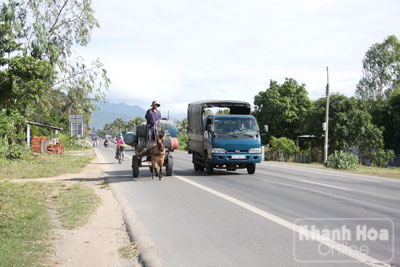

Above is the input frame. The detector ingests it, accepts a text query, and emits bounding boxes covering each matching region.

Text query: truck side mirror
[264,125,268,133]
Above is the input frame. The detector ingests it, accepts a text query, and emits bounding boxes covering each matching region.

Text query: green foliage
[0,0,109,150]
[308,94,384,157]
[176,118,188,134]
[176,118,188,150]
[178,132,188,151]
[58,133,83,151]
[127,117,146,131]
[270,136,299,155]
[356,35,400,100]
[254,78,311,141]
[325,151,359,170]
[388,89,400,152]
[5,143,32,160]
[369,149,395,167]
[0,138,8,160]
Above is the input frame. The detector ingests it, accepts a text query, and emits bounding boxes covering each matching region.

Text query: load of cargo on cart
[124,120,178,178]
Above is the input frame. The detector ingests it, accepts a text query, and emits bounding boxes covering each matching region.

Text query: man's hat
[151,100,160,107]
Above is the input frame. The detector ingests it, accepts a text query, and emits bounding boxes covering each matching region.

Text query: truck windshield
[213,117,259,135]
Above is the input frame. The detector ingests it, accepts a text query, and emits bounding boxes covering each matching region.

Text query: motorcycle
[104,140,109,148]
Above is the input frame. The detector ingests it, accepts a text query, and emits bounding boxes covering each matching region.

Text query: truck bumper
[211,153,262,164]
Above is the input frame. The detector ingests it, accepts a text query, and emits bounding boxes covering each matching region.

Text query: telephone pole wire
[324,66,330,162]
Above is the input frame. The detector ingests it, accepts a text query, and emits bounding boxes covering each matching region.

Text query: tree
[253,78,312,141]
[176,118,188,151]
[356,35,400,100]
[0,21,55,148]
[176,118,188,134]
[127,117,146,131]
[0,0,110,130]
[387,88,400,152]
[308,94,384,159]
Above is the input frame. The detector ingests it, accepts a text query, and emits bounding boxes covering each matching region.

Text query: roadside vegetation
[59,133,92,151]
[119,243,140,260]
[268,161,400,179]
[55,183,101,229]
[0,181,102,267]
[0,153,94,179]
[0,181,54,267]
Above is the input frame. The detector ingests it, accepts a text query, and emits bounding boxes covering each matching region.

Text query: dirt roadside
[15,150,140,267]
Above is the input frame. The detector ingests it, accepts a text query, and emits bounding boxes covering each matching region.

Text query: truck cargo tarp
[188,100,251,134]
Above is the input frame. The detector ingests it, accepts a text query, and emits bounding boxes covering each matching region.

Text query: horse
[139,133,167,180]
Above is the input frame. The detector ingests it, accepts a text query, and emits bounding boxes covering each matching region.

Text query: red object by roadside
[170,137,178,150]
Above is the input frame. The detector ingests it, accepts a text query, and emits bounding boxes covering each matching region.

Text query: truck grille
[227,150,248,153]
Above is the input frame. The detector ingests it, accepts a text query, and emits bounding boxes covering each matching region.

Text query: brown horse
[139,133,166,180]
[151,133,167,180]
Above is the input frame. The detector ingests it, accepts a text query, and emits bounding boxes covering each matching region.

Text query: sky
[77,0,400,118]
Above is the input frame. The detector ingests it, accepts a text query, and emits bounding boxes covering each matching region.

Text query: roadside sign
[69,114,84,137]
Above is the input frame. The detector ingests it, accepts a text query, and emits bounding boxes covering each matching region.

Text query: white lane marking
[261,163,383,182]
[298,180,352,191]
[174,175,390,267]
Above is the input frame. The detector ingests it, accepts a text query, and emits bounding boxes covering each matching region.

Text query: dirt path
[16,150,139,267]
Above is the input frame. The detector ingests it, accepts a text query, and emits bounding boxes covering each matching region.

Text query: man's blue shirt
[145,109,161,128]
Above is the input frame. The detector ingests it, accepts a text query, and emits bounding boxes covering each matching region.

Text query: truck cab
[188,100,262,175]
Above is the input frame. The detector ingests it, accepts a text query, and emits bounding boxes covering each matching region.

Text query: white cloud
[78,0,400,117]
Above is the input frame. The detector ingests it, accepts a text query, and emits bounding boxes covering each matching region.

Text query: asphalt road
[96,144,399,267]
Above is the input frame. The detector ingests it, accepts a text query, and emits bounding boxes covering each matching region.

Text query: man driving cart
[145,100,162,141]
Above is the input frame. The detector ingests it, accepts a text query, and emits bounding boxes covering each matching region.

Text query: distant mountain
[89,102,146,130]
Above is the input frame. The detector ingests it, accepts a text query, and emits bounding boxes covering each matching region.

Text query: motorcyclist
[145,100,161,141]
[116,133,125,161]
[104,139,109,147]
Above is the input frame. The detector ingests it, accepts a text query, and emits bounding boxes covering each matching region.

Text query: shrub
[178,132,188,151]
[270,136,299,155]
[0,139,33,161]
[0,138,7,159]
[369,149,395,167]
[325,151,359,170]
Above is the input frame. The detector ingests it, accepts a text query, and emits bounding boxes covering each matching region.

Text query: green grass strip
[0,154,94,179]
[0,181,53,267]
[56,183,101,230]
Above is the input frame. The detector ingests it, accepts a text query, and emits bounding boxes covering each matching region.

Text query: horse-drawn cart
[124,121,178,178]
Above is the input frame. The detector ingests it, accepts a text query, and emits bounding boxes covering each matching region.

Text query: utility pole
[324,67,330,162]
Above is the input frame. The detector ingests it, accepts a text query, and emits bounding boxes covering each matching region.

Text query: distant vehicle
[187,100,263,175]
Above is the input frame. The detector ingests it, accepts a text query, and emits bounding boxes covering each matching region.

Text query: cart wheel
[194,162,204,172]
[166,155,173,176]
[132,156,139,177]
[194,162,199,171]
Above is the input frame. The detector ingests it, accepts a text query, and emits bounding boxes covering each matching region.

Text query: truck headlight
[249,147,261,153]
[211,148,226,154]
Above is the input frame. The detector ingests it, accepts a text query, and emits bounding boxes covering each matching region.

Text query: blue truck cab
[187,100,262,175]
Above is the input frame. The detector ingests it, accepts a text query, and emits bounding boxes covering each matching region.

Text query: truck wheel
[205,154,213,175]
[132,156,139,177]
[247,163,256,174]
[166,155,173,176]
